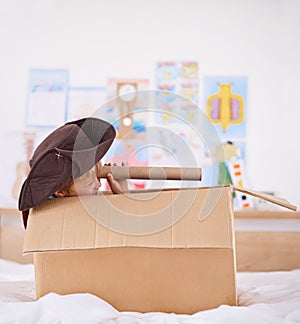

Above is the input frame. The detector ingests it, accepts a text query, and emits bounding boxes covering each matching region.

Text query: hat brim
[18,118,116,211]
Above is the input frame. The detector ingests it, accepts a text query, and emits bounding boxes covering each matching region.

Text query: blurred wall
[0,0,299,207]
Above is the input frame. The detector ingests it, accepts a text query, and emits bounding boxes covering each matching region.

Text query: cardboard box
[23,185,296,314]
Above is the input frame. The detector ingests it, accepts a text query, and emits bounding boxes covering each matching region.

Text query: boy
[53,162,128,197]
[19,117,126,228]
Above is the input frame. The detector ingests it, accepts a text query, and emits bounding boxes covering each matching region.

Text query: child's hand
[105,162,129,194]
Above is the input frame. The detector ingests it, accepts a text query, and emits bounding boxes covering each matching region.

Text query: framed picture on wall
[26,69,69,128]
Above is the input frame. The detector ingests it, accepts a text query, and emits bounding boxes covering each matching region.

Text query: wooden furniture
[235,211,300,271]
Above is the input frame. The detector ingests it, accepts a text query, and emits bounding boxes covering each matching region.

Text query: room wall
[0,0,299,207]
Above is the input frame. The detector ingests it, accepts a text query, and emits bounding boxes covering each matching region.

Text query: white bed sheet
[1,259,300,323]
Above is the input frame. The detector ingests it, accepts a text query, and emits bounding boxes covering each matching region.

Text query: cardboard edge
[231,185,298,211]
[227,188,238,305]
[22,246,233,255]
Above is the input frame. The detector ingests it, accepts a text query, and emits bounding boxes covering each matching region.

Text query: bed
[1,258,300,323]
[1,208,300,322]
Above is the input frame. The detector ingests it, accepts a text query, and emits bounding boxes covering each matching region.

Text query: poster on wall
[95,78,150,190]
[66,87,107,122]
[204,76,252,209]
[26,69,69,128]
[103,78,149,139]
[103,139,149,190]
[155,61,199,125]
[0,131,36,208]
[204,76,247,138]
[0,129,56,208]
[152,61,203,178]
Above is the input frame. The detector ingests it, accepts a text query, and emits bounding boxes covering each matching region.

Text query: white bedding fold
[1,259,300,323]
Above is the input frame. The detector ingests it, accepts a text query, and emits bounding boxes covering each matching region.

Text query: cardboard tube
[98,165,202,181]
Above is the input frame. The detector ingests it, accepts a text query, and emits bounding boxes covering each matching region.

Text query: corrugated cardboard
[23,185,296,314]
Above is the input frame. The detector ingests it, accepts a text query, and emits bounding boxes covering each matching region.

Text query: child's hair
[57,182,73,196]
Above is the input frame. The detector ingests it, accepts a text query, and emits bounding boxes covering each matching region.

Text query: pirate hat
[18,117,116,227]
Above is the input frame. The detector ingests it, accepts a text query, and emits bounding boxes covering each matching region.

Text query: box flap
[23,187,235,253]
[232,185,297,211]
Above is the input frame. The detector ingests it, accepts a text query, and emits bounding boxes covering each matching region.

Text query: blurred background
[0,0,299,209]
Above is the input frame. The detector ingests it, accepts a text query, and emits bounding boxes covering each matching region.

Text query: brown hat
[19,117,116,227]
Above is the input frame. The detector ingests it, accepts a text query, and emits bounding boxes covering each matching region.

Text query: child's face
[67,167,101,196]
